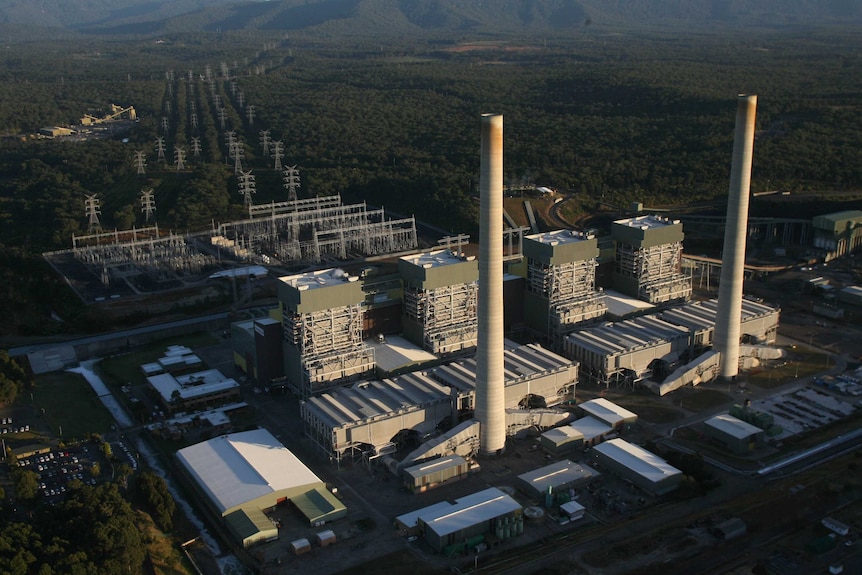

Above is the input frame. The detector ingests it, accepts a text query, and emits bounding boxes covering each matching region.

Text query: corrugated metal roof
[421,487,522,538]
[579,398,637,425]
[705,413,763,439]
[593,438,681,484]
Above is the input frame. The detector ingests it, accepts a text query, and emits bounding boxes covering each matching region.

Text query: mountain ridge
[0,0,859,38]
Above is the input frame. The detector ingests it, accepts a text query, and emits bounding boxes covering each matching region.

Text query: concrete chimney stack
[476,113,506,455]
[715,94,757,380]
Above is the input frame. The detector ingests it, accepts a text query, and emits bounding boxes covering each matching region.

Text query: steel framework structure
[615,241,692,303]
[284,303,375,397]
[403,282,478,354]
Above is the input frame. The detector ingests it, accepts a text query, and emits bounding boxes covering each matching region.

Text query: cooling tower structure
[476,113,506,456]
[714,94,757,380]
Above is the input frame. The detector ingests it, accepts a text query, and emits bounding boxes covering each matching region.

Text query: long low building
[659,298,780,348]
[702,413,764,454]
[147,368,240,414]
[591,438,682,496]
[564,315,690,387]
[176,429,347,547]
[395,487,523,552]
[517,459,600,500]
[578,398,637,430]
[301,343,578,463]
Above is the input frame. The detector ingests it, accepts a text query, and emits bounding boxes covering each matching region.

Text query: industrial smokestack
[476,113,506,455]
[715,94,757,380]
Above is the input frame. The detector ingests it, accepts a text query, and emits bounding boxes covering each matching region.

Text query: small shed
[290,538,311,555]
[316,529,336,547]
[713,517,747,541]
[559,500,585,521]
[540,426,584,456]
[579,398,637,430]
[703,413,763,454]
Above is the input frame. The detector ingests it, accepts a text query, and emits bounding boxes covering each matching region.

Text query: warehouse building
[564,315,690,388]
[395,487,523,552]
[539,425,584,457]
[569,416,614,447]
[516,459,600,500]
[592,438,683,496]
[401,454,473,493]
[702,413,764,454]
[176,429,347,547]
[578,398,638,431]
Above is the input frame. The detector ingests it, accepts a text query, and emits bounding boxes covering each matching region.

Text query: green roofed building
[176,428,347,547]
[812,210,862,260]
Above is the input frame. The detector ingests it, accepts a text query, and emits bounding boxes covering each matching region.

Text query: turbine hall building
[300,343,577,464]
[563,315,691,388]
[522,230,607,349]
[659,298,780,349]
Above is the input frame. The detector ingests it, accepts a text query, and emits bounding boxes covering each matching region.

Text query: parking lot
[15,444,101,502]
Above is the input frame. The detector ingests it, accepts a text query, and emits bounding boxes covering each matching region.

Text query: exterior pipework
[715,94,757,380]
[476,113,506,455]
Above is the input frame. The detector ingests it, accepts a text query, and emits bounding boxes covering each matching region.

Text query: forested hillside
[0,0,860,35]
[0,28,860,337]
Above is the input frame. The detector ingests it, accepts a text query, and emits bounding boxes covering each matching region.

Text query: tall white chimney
[715,94,757,380]
[476,113,506,455]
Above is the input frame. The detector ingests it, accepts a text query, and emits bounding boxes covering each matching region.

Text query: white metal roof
[368,335,438,373]
[279,268,358,291]
[560,500,585,517]
[705,413,763,439]
[400,249,474,269]
[593,438,681,484]
[147,370,239,403]
[432,343,573,391]
[403,454,468,479]
[176,428,322,514]
[602,289,656,318]
[579,398,637,426]
[569,416,612,440]
[421,487,521,538]
[517,460,599,491]
[565,316,689,357]
[526,229,593,245]
[614,214,680,229]
[542,425,584,444]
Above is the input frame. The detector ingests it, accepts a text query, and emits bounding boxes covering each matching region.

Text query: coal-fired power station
[476,113,506,455]
[714,94,758,380]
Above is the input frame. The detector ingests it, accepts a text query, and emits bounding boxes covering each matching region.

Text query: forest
[0,27,860,338]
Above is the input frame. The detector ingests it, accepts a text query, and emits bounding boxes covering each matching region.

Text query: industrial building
[394,486,523,553]
[611,215,692,304]
[592,438,683,496]
[812,210,862,260]
[399,249,479,355]
[516,459,600,500]
[231,317,284,385]
[539,425,584,456]
[522,230,607,348]
[702,413,764,454]
[578,398,638,431]
[279,269,375,397]
[300,342,577,464]
[401,454,474,493]
[659,298,780,349]
[569,417,614,447]
[564,315,691,388]
[146,368,240,415]
[176,429,347,547]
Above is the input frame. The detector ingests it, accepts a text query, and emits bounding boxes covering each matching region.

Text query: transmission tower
[187,69,194,84]
[246,105,255,125]
[272,141,284,171]
[140,189,156,223]
[164,100,171,114]
[161,116,170,133]
[174,146,187,171]
[225,131,237,157]
[191,137,202,157]
[166,69,174,82]
[166,83,173,97]
[213,94,221,109]
[190,113,198,130]
[218,107,228,130]
[232,142,245,173]
[237,91,245,108]
[283,165,300,201]
[230,79,238,96]
[84,194,101,233]
[204,65,212,82]
[237,170,256,207]
[155,137,166,162]
[259,130,271,158]
[134,150,147,175]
